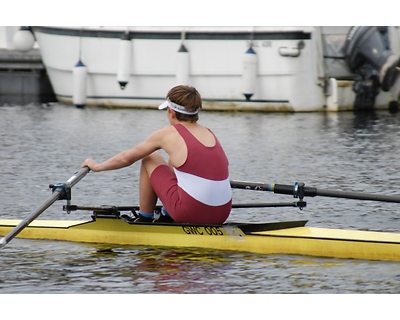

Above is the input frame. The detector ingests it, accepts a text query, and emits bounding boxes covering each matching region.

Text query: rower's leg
[139,152,167,214]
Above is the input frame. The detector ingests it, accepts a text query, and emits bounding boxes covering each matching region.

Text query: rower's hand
[82,158,100,172]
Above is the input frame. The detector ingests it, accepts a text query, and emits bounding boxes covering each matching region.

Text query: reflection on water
[1,103,400,293]
[1,238,400,294]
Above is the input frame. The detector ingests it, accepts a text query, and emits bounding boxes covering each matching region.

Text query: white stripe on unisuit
[173,168,232,206]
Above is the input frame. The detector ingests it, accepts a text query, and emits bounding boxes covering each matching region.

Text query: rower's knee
[142,152,167,175]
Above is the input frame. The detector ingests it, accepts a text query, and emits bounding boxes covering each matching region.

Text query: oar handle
[230,180,400,203]
[0,167,90,249]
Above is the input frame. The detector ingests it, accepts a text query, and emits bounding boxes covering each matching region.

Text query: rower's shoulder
[151,125,175,134]
[147,125,179,141]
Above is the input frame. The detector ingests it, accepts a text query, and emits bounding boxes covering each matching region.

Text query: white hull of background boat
[22,26,400,112]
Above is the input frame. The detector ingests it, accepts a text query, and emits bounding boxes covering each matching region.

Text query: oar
[230,180,400,203]
[0,167,90,249]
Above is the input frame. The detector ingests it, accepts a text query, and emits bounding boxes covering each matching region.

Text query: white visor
[158,99,199,115]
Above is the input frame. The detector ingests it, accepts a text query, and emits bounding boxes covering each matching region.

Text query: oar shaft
[230,181,317,197]
[0,167,89,248]
[230,180,400,203]
[315,188,400,203]
[0,192,62,247]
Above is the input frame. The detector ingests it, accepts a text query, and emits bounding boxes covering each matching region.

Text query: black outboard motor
[343,26,400,110]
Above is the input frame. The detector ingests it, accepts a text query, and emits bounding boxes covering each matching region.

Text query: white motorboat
[16,26,400,112]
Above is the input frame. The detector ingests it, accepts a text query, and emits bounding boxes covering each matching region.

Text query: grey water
[1,102,400,295]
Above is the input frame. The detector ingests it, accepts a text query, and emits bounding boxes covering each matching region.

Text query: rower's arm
[83,128,165,172]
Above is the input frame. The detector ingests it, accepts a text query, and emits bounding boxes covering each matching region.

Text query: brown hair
[167,85,202,122]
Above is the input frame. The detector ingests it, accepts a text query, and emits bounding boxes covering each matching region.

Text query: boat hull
[31,26,400,112]
[1,217,400,261]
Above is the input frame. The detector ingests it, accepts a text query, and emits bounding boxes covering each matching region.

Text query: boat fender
[326,78,338,111]
[12,26,35,52]
[73,60,87,108]
[242,46,258,101]
[117,32,131,90]
[176,43,190,85]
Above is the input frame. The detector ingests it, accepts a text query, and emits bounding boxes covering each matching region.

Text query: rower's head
[159,85,202,122]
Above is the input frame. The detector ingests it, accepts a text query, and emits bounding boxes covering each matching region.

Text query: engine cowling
[343,26,400,110]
